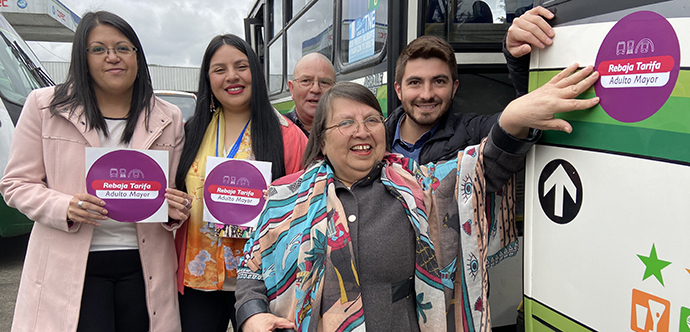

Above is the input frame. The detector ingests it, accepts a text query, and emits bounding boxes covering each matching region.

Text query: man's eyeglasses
[325,115,384,136]
[86,44,138,56]
[292,77,335,89]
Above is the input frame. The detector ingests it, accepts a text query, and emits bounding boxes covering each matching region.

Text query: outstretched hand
[506,6,555,58]
[241,313,296,332]
[500,63,600,137]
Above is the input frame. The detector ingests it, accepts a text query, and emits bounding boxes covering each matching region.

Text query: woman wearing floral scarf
[235,82,518,332]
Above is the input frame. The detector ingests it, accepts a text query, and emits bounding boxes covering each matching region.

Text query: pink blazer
[0,87,185,332]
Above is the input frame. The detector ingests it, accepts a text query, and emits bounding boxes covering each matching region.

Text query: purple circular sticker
[595,11,680,123]
[86,150,167,222]
[204,160,267,225]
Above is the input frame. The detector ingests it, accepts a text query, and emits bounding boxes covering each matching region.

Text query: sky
[27,0,254,67]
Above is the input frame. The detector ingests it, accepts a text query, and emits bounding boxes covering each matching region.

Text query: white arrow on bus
[543,164,577,217]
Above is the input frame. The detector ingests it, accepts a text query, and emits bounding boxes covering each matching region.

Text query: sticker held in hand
[203,157,270,227]
[85,148,168,222]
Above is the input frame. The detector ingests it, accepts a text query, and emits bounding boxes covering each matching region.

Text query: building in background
[0,0,80,42]
[42,61,200,93]
[0,1,200,93]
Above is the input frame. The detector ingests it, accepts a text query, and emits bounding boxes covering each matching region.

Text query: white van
[0,12,53,237]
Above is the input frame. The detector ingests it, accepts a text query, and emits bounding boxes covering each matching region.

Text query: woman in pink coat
[0,11,190,332]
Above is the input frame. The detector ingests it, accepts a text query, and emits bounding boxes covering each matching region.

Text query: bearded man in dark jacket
[385,34,598,192]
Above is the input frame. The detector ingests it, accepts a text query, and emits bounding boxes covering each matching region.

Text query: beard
[404,99,450,127]
[406,109,446,126]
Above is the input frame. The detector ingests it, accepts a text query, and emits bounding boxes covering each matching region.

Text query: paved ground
[0,234,239,332]
[0,233,29,332]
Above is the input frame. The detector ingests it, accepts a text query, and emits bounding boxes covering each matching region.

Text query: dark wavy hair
[48,11,153,144]
[302,82,384,168]
[395,35,458,85]
[175,34,285,191]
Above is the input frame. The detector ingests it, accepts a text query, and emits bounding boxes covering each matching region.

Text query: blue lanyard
[216,119,250,158]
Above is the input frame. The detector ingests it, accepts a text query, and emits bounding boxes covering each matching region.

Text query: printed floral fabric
[183,108,253,290]
[421,143,518,331]
[238,140,517,332]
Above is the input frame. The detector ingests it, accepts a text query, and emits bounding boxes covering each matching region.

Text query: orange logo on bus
[631,289,670,332]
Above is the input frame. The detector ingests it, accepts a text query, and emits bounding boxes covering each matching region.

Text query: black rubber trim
[537,0,671,26]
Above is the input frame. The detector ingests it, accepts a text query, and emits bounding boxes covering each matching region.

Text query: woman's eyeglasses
[86,44,137,56]
[325,116,384,136]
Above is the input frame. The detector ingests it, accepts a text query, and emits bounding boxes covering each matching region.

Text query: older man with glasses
[286,52,336,137]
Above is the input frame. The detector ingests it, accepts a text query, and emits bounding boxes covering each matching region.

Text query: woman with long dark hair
[174,34,307,331]
[0,11,190,332]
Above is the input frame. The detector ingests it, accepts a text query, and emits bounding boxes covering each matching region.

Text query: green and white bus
[0,12,54,237]
[245,0,532,329]
[244,0,533,117]
[524,0,690,330]
[247,0,690,331]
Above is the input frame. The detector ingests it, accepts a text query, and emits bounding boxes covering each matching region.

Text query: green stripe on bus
[541,120,690,163]
[527,70,690,152]
[528,70,690,98]
[552,95,690,135]
[273,100,295,114]
[524,297,594,332]
[377,84,388,117]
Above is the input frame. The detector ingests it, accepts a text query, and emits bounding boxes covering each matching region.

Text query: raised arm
[504,6,556,97]
[506,6,555,58]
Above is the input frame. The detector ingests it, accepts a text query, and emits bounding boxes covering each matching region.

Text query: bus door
[524,0,690,330]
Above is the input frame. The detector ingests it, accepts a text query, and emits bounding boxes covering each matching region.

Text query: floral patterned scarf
[238,141,517,331]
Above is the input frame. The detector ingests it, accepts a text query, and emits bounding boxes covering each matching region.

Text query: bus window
[339,0,387,65]
[246,23,264,65]
[245,2,265,67]
[292,0,310,15]
[424,0,532,48]
[255,25,265,65]
[270,0,283,40]
[268,35,284,94]
[287,0,333,80]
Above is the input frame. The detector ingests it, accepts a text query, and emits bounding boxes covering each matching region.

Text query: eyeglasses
[292,76,335,89]
[86,44,137,56]
[325,115,384,136]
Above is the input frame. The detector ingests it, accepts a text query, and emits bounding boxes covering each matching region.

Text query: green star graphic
[637,244,672,286]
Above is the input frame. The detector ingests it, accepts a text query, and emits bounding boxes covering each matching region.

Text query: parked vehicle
[154,90,196,122]
[0,12,54,237]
